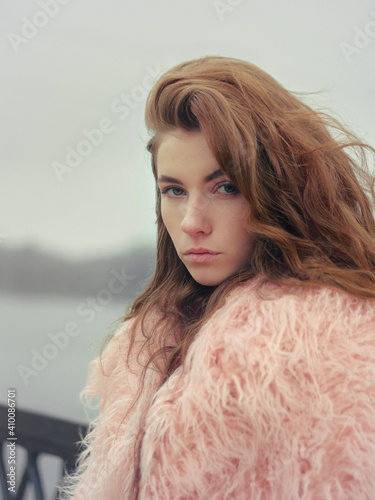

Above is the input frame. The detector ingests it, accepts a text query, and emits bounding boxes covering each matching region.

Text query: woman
[61,55,375,499]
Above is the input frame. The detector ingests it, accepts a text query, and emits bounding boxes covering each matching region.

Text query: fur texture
[61,278,375,499]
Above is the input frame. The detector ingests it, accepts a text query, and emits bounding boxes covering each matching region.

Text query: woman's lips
[184,252,220,263]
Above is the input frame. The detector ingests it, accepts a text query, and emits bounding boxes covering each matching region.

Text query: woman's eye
[217,182,238,195]
[160,182,238,197]
[161,186,184,197]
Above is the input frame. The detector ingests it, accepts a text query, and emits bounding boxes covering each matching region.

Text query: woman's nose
[180,195,211,235]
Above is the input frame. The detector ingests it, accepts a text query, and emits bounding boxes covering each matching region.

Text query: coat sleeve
[138,289,375,500]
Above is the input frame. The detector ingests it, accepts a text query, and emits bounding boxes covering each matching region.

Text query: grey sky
[1,0,375,258]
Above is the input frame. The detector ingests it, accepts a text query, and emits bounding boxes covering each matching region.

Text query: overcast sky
[1,0,375,259]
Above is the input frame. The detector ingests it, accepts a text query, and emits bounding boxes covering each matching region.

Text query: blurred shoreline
[0,244,156,301]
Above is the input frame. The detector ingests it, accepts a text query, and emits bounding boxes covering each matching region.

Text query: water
[0,291,129,499]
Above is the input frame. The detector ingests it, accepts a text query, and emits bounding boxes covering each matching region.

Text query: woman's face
[156,129,254,286]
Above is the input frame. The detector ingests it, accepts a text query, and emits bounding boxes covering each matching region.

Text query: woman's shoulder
[187,276,375,369]
[221,275,375,324]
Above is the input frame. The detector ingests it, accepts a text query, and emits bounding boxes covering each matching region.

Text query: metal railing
[0,404,87,500]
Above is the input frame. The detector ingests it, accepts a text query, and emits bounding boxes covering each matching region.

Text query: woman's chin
[188,269,226,287]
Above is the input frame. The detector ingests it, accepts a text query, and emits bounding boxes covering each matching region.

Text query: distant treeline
[0,245,156,300]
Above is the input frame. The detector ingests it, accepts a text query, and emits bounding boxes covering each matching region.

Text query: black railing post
[0,405,87,500]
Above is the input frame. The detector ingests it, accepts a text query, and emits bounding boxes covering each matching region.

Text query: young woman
[61,56,375,499]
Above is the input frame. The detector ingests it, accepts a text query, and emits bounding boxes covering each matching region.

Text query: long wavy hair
[99,56,375,499]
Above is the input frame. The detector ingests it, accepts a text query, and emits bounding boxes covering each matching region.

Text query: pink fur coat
[63,278,375,499]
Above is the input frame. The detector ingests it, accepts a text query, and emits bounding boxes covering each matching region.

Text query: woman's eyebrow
[157,169,225,184]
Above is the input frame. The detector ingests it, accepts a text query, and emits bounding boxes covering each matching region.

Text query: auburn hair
[111,56,375,498]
